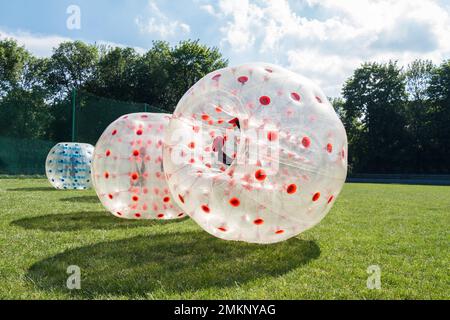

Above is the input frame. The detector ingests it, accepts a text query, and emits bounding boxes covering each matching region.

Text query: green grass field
[0,178,448,299]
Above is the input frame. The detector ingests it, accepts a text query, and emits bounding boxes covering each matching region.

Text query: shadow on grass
[27,231,320,297]
[7,187,58,192]
[11,211,186,232]
[60,196,99,203]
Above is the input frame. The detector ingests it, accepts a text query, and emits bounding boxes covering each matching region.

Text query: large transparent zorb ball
[45,142,94,190]
[92,113,185,220]
[163,63,348,244]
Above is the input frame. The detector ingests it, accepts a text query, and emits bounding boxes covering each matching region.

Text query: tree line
[336,60,450,174]
[0,39,228,142]
[0,38,449,173]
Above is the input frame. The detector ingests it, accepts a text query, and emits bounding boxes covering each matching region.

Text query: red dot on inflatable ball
[326,143,333,153]
[238,76,249,84]
[259,96,271,105]
[287,184,297,194]
[255,169,267,181]
[313,192,321,202]
[131,172,139,180]
[328,195,334,204]
[302,137,311,148]
[229,197,240,207]
[291,92,301,101]
[254,218,264,225]
[267,131,278,141]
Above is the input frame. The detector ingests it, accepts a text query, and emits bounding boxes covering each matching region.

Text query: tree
[133,41,173,109]
[404,60,435,172]
[85,46,140,101]
[0,39,52,140]
[84,40,228,112]
[405,60,434,102]
[167,40,227,109]
[427,60,450,173]
[0,39,30,96]
[0,88,53,139]
[330,97,346,120]
[342,61,408,173]
[133,40,228,111]
[45,41,99,100]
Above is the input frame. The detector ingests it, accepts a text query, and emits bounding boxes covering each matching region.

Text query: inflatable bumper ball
[92,113,185,220]
[46,142,94,190]
[163,63,348,244]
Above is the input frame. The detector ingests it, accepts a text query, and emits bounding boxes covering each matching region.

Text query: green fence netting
[75,91,166,145]
[0,91,168,175]
[0,136,56,175]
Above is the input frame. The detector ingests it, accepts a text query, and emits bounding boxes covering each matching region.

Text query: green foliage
[86,40,228,111]
[339,58,450,173]
[0,39,227,146]
[133,41,173,109]
[0,39,30,94]
[428,60,450,103]
[403,60,435,172]
[85,46,140,101]
[166,40,228,110]
[406,59,434,101]
[426,60,450,172]
[0,88,53,139]
[44,41,99,99]
[342,61,408,173]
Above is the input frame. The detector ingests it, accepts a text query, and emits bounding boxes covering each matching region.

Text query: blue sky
[1,0,450,96]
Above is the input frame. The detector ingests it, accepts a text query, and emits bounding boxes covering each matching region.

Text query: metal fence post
[72,89,76,142]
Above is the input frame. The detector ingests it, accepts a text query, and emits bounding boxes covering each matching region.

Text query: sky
[1,0,449,97]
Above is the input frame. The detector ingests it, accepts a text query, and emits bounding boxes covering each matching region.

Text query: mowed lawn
[0,178,448,300]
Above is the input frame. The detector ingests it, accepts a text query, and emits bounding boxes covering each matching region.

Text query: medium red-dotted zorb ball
[163,63,348,244]
[92,113,185,220]
[46,142,94,190]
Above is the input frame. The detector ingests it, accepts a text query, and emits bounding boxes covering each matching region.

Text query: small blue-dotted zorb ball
[45,142,94,190]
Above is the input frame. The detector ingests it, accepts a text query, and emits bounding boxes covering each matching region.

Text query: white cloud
[0,29,71,57]
[96,40,147,55]
[217,0,264,51]
[287,49,360,95]
[200,4,220,17]
[0,29,148,57]
[135,0,191,38]
[201,0,450,96]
